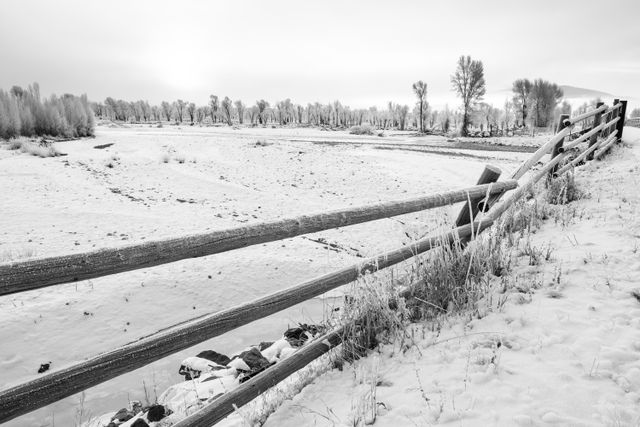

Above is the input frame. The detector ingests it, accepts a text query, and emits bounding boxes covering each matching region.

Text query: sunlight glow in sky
[1,0,638,109]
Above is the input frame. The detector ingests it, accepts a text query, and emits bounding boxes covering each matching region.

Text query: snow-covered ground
[264,127,640,427]
[0,125,527,426]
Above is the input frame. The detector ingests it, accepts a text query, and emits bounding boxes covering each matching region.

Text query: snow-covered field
[265,127,640,426]
[0,125,528,426]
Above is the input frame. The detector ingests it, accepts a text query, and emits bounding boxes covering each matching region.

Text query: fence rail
[0,182,515,297]
[0,99,629,425]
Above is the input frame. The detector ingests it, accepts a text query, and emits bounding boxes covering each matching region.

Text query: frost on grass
[546,172,584,205]
[3,137,61,157]
[349,124,375,135]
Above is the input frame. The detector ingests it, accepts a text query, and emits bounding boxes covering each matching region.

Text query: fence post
[617,100,627,142]
[603,99,618,139]
[455,165,501,227]
[550,114,570,178]
[587,101,604,161]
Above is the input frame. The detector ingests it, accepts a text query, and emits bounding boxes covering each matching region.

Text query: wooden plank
[587,101,604,161]
[561,121,605,152]
[600,116,621,134]
[593,131,619,160]
[173,326,346,427]
[556,137,606,176]
[455,165,501,227]
[0,215,498,423]
[617,100,628,141]
[509,126,572,180]
[563,103,608,126]
[488,152,568,222]
[550,114,570,177]
[0,181,517,297]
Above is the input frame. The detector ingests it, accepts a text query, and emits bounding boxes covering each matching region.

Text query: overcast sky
[1,0,638,109]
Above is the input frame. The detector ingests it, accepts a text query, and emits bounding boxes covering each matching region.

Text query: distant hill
[560,85,614,100]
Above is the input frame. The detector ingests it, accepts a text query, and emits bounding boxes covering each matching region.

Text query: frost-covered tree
[412,80,428,132]
[397,105,410,130]
[512,79,532,127]
[187,102,196,124]
[234,100,245,124]
[174,99,185,123]
[161,101,172,122]
[209,95,219,123]
[529,79,563,128]
[451,55,486,136]
[256,99,269,124]
[220,97,233,125]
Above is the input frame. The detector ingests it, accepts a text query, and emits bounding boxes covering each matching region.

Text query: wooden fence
[0,100,629,425]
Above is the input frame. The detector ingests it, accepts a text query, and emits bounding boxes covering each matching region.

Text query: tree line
[0,83,94,139]
[91,55,573,138]
[0,57,581,141]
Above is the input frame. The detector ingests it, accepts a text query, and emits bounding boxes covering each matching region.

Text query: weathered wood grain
[550,114,570,177]
[587,101,605,160]
[593,131,619,159]
[617,100,628,141]
[0,181,516,296]
[488,153,568,222]
[562,103,608,126]
[509,126,572,180]
[561,121,605,152]
[455,165,501,227]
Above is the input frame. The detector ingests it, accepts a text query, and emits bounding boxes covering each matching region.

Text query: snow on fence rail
[0,182,515,297]
[0,100,629,425]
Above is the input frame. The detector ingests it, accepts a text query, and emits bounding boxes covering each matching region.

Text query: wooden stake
[550,114,570,178]
[587,101,604,161]
[455,165,502,227]
[617,100,628,142]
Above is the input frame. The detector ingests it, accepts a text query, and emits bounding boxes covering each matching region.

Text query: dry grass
[4,138,61,157]
[349,124,375,136]
[547,172,584,205]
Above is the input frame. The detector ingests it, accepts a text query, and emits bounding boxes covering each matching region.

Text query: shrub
[349,124,375,135]
[546,173,583,205]
[9,139,61,157]
[0,83,94,140]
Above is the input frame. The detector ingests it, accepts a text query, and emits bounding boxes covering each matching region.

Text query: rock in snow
[87,323,323,426]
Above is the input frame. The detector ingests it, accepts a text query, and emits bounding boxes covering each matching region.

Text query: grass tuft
[547,172,583,205]
[349,124,375,135]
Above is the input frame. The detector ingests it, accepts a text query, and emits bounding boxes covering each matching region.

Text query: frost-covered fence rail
[0,183,516,423]
[0,99,628,425]
[0,182,516,297]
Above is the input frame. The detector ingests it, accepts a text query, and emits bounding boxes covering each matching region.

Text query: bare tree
[174,99,186,123]
[397,105,410,130]
[256,99,269,124]
[161,101,172,122]
[234,100,245,124]
[220,96,233,125]
[512,79,532,127]
[503,99,513,130]
[529,79,563,128]
[412,80,428,132]
[209,95,219,123]
[450,55,486,136]
[187,102,196,124]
